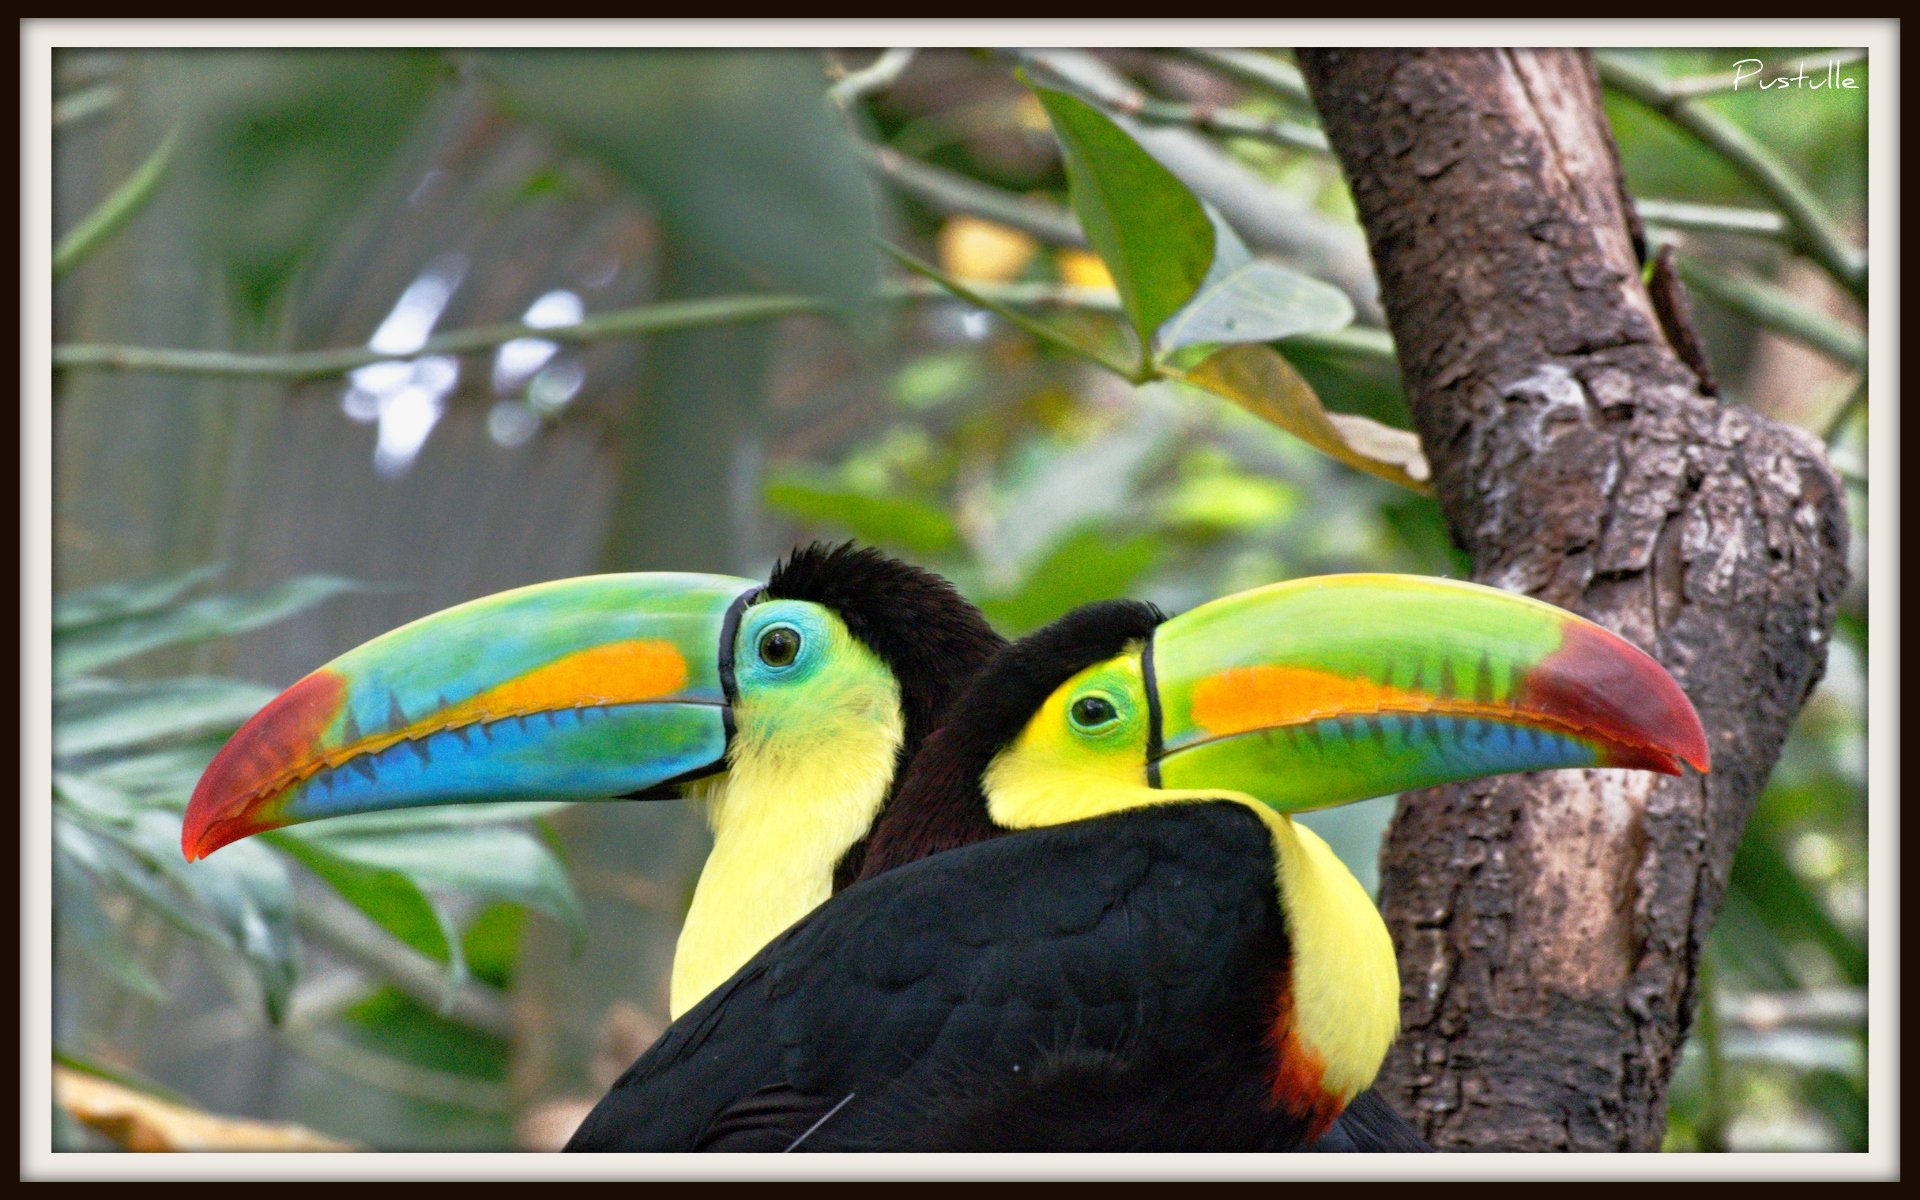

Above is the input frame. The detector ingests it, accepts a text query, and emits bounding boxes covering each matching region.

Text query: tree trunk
[1298,48,1850,1151]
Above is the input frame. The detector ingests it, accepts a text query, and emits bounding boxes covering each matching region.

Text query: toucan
[182,543,1005,1018]
[561,576,1710,1151]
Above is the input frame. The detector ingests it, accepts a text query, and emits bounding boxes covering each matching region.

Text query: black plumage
[570,803,1311,1151]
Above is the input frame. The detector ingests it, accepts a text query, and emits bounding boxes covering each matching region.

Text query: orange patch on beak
[1191,665,1448,737]
[459,639,690,718]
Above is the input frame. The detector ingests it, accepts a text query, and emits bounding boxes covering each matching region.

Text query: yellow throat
[668,680,905,1018]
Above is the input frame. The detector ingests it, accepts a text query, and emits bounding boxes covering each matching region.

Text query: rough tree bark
[1297,49,1850,1151]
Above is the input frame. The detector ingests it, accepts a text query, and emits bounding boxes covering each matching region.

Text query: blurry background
[49,46,1868,1152]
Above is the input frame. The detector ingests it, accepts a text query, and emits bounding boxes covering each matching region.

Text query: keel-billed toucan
[182,543,1005,1017]
[563,576,1709,1151]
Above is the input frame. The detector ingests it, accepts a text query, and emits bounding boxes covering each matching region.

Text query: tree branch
[1176,48,1314,106]
[1670,255,1866,369]
[1021,53,1330,154]
[1301,47,1849,1152]
[51,281,1140,383]
[1596,53,1866,299]
[828,48,917,110]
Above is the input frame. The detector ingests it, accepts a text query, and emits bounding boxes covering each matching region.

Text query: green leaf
[53,677,276,759]
[764,472,959,556]
[981,526,1161,635]
[986,401,1177,581]
[302,801,575,837]
[59,801,300,1020]
[1030,83,1215,364]
[70,740,223,805]
[269,832,464,992]
[155,50,446,323]
[484,50,879,314]
[53,130,177,282]
[1161,471,1301,534]
[53,1048,193,1108]
[338,988,510,1082]
[53,563,226,633]
[1160,202,1349,362]
[54,575,363,679]
[461,903,528,991]
[1177,344,1433,494]
[285,825,583,954]
[148,823,298,1021]
[1158,257,1355,355]
[52,822,169,1002]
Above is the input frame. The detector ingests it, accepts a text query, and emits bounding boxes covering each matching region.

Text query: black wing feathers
[568,801,1288,1151]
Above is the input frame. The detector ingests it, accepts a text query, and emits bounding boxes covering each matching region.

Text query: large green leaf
[1030,84,1215,364]
[155,50,446,323]
[484,50,879,314]
[764,472,959,556]
[53,677,276,759]
[53,575,362,679]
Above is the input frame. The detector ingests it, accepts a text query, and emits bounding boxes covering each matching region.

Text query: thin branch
[863,143,1087,247]
[1667,49,1867,99]
[55,294,829,381]
[1015,51,1328,154]
[1286,323,1399,367]
[53,131,176,282]
[52,281,1132,384]
[828,48,917,110]
[1822,375,1868,444]
[1596,54,1866,298]
[881,242,1144,381]
[282,1027,513,1113]
[1723,986,1867,1034]
[1636,198,1789,240]
[1673,255,1866,369]
[53,82,120,128]
[1175,48,1314,105]
[294,895,514,1040]
[1695,951,1730,1151]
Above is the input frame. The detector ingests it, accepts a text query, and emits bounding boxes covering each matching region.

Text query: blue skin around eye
[733,601,831,692]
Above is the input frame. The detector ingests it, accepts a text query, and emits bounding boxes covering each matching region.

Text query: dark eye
[758,625,802,667]
[1070,695,1119,730]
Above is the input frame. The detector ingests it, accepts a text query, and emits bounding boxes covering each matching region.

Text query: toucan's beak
[182,573,760,861]
[1148,574,1709,811]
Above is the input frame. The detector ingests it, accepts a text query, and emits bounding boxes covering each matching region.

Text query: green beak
[183,573,760,860]
[1148,574,1709,810]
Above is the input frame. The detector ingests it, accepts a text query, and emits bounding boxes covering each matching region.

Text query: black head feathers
[763,541,1006,754]
[857,597,1168,881]
[761,542,1007,886]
